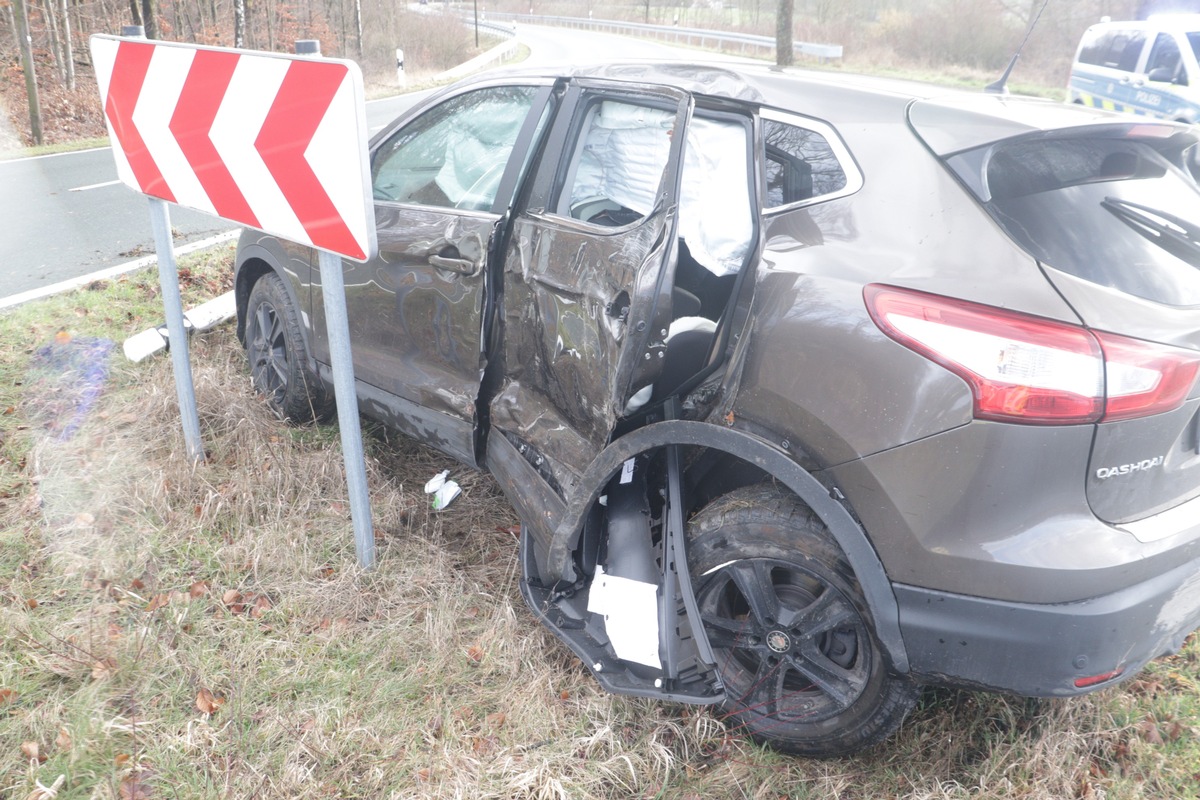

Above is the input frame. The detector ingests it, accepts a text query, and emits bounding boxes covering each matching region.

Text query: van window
[1079,28,1147,72]
[1147,33,1185,83]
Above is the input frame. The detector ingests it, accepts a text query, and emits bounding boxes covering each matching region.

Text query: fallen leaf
[486,711,506,728]
[145,593,170,612]
[55,728,71,750]
[299,719,316,733]
[189,581,208,598]
[195,688,225,715]
[20,741,45,763]
[1138,718,1164,745]
[54,330,72,345]
[472,735,498,755]
[92,659,116,680]
[130,578,145,591]
[118,772,153,800]
[74,512,95,527]
[222,589,242,606]
[427,716,443,739]
[464,606,480,619]
[249,595,272,619]
[495,525,520,538]
[466,644,484,664]
[25,598,38,609]
[0,688,14,705]
[559,690,570,702]
[315,567,336,579]
[115,753,131,767]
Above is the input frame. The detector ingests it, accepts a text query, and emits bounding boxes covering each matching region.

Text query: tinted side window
[1078,29,1113,67]
[372,86,537,211]
[762,118,850,209]
[1113,31,1147,71]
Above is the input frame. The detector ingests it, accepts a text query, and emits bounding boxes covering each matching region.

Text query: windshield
[969,137,1200,307]
[1189,31,1200,63]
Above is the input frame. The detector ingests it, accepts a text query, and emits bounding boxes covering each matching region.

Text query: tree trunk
[13,0,44,145]
[141,0,157,38]
[352,0,361,59]
[234,0,246,46]
[43,0,66,84]
[775,0,793,66]
[128,0,142,27]
[59,0,75,89]
[265,0,274,51]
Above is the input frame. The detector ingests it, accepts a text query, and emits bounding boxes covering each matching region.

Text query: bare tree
[12,0,44,144]
[234,0,245,45]
[59,0,75,90]
[141,0,158,38]
[776,0,793,66]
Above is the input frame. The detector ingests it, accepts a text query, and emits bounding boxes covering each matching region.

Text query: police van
[1068,16,1200,124]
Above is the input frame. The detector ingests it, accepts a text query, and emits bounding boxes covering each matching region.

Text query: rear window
[1078,28,1146,71]
[956,137,1200,307]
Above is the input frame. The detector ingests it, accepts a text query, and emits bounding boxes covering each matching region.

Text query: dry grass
[2,248,1200,799]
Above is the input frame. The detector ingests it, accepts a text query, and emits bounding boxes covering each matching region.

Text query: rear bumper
[895,551,1200,696]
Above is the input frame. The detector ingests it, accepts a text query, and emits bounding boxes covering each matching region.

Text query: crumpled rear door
[489,82,692,499]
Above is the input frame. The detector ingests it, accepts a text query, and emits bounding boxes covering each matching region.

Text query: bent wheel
[689,485,918,756]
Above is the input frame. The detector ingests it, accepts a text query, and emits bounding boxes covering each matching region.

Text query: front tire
[689,485,918,757]
[244,272,330,422]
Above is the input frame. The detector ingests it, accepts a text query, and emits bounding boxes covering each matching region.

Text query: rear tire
[689,485,918,757]
[244,273,330,422]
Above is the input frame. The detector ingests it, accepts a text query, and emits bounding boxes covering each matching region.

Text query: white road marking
[69,179,122,192]
[0,228,241,311]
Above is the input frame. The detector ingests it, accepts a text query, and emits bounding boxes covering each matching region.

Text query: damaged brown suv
[236,63,1200,755]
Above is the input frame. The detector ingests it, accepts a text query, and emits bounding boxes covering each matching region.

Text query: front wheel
[244,272,330,422]
[689,485,918,757]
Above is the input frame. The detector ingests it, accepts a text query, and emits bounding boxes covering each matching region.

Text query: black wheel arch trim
[234,243,315,373]
[540,419,910,673]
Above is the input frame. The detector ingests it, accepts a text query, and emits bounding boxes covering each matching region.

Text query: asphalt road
[0,24,758,302]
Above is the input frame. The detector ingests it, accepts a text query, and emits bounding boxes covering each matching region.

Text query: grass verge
[1,247,1198,799]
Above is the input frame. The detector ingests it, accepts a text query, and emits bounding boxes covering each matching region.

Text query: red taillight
[1096,332,1200,422]
[864,285,1200,425]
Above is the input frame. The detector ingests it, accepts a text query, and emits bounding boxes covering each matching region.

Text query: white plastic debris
[432,480,461,511]
[424,469,450,494]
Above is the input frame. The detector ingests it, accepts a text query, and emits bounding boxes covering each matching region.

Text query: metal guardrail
[483,12,842,61]
[440,19,520,80]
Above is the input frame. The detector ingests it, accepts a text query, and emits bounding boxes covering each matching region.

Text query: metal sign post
[91,33,379,567]
[147,196,205,462]
[318,250,375,567]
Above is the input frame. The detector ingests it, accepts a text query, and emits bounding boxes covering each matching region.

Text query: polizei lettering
[1095,456,1165,480]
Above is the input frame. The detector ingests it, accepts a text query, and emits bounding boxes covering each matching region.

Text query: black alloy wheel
[689,485,918,756]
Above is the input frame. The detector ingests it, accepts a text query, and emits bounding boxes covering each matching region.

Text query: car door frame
[484,78,695,558]
[310,78,556,467]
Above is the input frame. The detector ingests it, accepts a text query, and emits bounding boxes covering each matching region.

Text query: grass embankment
[1,248,1198,798]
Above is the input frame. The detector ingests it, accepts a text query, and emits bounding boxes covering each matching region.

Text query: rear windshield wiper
[1102,197,1200,267]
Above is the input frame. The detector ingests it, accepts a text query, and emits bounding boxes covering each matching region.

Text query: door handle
[428,254,479,275]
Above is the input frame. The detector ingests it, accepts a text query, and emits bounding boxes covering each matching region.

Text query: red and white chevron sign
[90,35,376,261]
